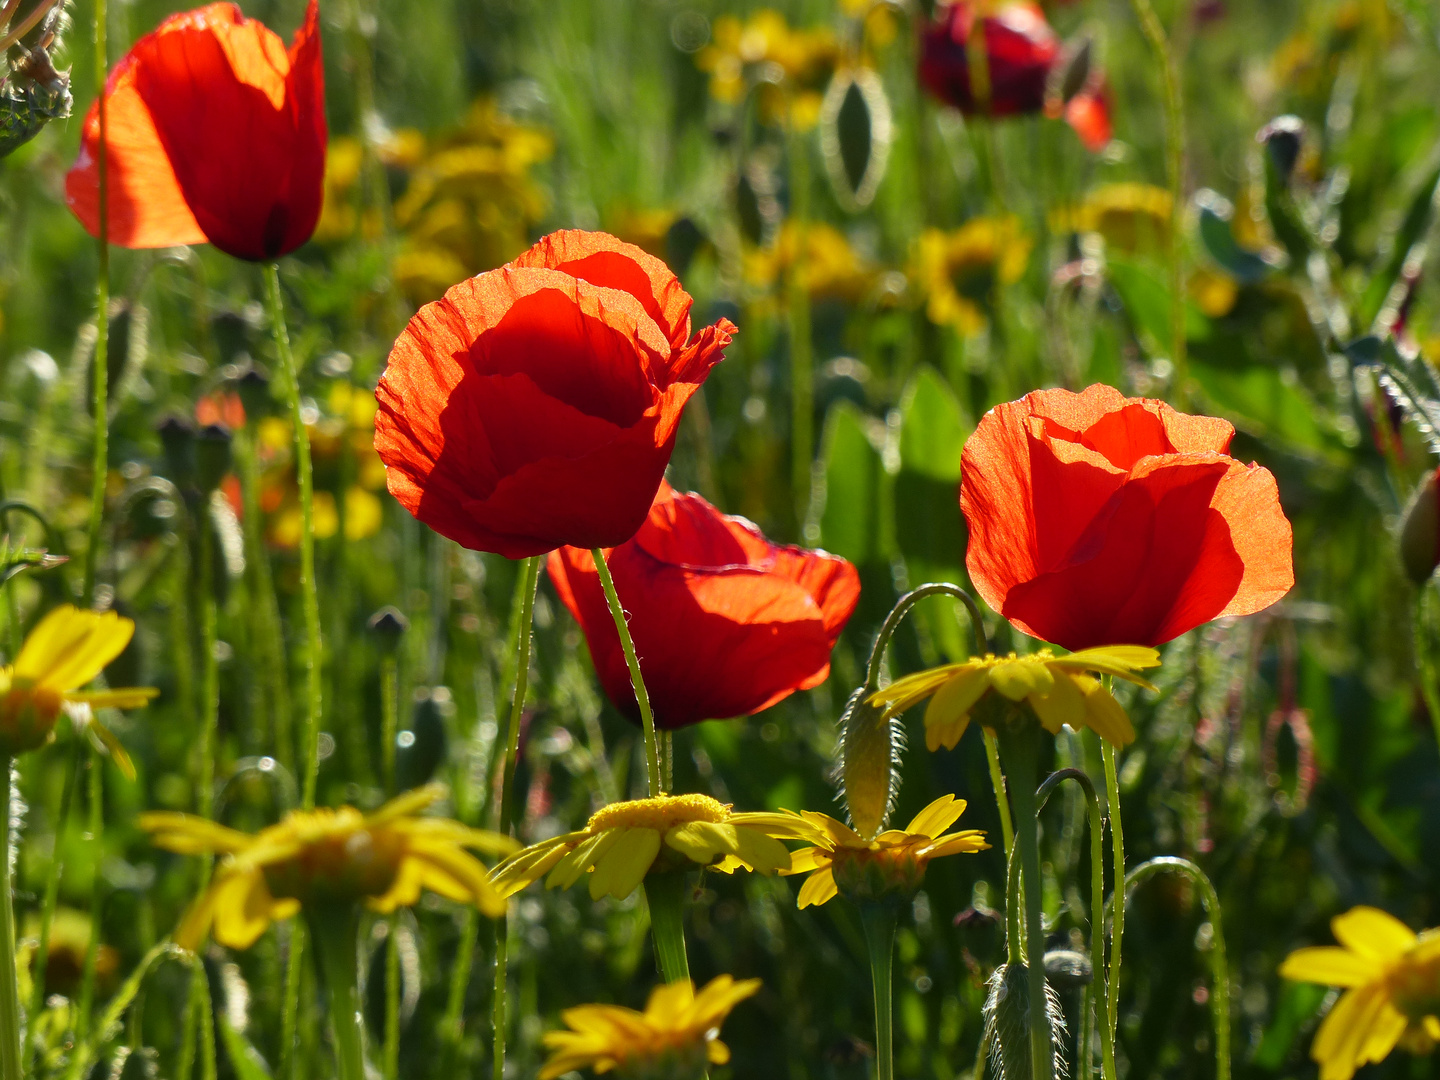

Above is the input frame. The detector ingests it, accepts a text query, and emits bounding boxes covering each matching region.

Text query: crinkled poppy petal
[511,229,694,352]
[375,266,679,557]
[1000,455,1241,649]
[1210,458,1295,619]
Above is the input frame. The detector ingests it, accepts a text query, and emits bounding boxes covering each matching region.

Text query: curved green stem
[1037,769,1115,1080]
[309,908,366,1080]
[83,0,110,608]
[591,548,661,796]
[1128,0,1188,404]
[864,583,989,690]
[263,263,322,810]
[999,724,1053,1080]
[984,729,1015,858]
[1106,858,1230,1080]
[0,759,22,1080]
[1102,744,1125,1060]
[643,873,691,983]
[859,902,897,1080]
[491,553,540,1080]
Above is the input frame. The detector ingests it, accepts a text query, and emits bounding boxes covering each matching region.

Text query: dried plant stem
[591,549,661,795]
[263,263,323,808]
[492,554,540,1080]
[1128,0,1188,403]
[83,0,110,607]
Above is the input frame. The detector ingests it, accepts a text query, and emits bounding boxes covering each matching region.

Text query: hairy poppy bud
[837,687,902,840]
[1258,115,1305,183]
[157,414,197,488]
[1400,468,1440,584]
[982,962,1068,1080]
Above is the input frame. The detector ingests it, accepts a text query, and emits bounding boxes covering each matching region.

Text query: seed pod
[836,686,902,839]
[1400,467,1440,584]
[982,962,1069,1080]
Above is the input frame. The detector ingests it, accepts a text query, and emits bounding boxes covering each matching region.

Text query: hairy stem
[0,760,21,1080]
[984,729,1015,858]
[591,548,661,795]
[83,0,110,608]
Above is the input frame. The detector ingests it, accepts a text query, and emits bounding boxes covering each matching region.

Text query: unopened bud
[156,415,197,488]
[1400,468,1440,584]
[1043,948,1093,990]
[235,363,272,421]
[194,424,232,494]
[837,687,900,840]
[1257,115,1305,183]
[367,606,409,654]
[982,962,1068,1080]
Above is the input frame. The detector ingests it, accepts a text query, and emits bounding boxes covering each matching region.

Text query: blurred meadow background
[4,0,1440,1076]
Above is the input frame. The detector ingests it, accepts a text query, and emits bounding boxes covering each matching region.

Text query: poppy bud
[1400,468,1440,584]
[982,962,1068,1080]
[235,363,272,422]
[194,424,232,495]
[156,414,196,488]
[1042,948,1093,990]
[837,687,901,840]
[1257,115,1305,184]
[366,606,409,656]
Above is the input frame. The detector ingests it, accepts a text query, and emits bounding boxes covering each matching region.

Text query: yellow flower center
[587,794,730,834]
[260,808,405,905]
[1388,936,1440,1021]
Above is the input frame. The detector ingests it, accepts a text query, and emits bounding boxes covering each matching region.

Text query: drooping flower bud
[235,362,272,421]
[1400,467,1440,584]
[836,686,902,840]
[1257,115,1305,183]
[194,424,233,495]
[982,962,1068,1080]
[367,606,410,656]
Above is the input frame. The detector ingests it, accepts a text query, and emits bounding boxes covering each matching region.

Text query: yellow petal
[728,826,791,875]
[921,830,991,859]
[1358,1003,1407,1069]
[1075,675,1136,746]
[1027,670,1087,735]
[925,667,991,739]
[548,830,623,891]
[781,847,827,876]
[140,813,255,855]
[796,866,838,909]
[905,794,966,839]
[16,607,134,691]
[926,710,970,752]
[1331,907,1417,963]
[664,821,737,866]
[366,783,446,826]
[1280,947,1383,987]
[587,828,661,901]
[208,871,277,951]
[707,1038,731,1063]
[1051,645,1161,689]
[1313,984,1386,1080]
[988,658,1053,701]
[68,687,160,711]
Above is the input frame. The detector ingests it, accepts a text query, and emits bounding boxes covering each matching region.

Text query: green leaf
[1358,165,1440,330]
[898,365,967,482]
[1188,360,1337,457]
[218,1016,275,1080]
[1195,189,1276,284]
[1106,254,1214,352]
[812,400,884,565]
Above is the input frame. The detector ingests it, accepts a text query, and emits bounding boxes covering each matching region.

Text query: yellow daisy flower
[1280,906,1440,1080]
[0,605,157,771]
[489,793,812,903]
[869,646,1161,751]
[141,785,517,950]
[780,794,988,908]
[916,218,1031,335]
[1051,182,1173,255]
[540,974,761,1080]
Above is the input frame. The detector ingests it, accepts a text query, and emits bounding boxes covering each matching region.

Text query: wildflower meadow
[2,0,1440,1078]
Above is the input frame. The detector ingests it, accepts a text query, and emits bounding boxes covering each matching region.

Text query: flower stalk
[0,758,21,1080]
[999,720,1054,1080]
[1102,743,1125,1059]
[263,262,322,809]
[644,872,691,983]
[493,553,540,1080]
[859,900,898,1080]
[591,548,662,796]
[309,908,367,1080]
[82,0,110,608]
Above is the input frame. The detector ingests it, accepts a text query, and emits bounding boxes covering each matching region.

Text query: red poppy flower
[375,231,734,559]
[546,483,860,729]
[961,384,1293,651]
[919,2,1059,118]
[66,1,326,261]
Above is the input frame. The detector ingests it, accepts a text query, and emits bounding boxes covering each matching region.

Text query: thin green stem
[383,919,399,1080]
[27,742,83,1065]
[787,120,814,521]
[380,656,398,794]
[1037,769,1115,1080]
[643,873,691,983]
[1107,858,1230,1080]
[983,729,1015,858]
[864,583,989,690]
[858,902,897,1080]
[1000,724,1053,1080]
[1005,841,1023,966]
[236,428,292,769]
[197,512,218,835]
[492,554,540,1080]
[1102,744,1125,1058]
[309,909,367,1080]
[440,909,478,1071]
[1128,0,1187,405]
[0,759,22,1080]
[83,0,110,608]
[280,924,305,1080]
[591,549,661,796]
[263,263,322,809]
[75,756,104,1046]
[1416,590,1440,752]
